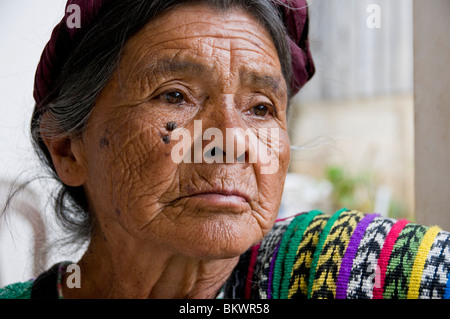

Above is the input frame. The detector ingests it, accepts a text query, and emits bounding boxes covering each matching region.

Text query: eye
[252,104,269,117]
[163,91,185,104]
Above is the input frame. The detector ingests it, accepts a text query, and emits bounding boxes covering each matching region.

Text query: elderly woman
[1,0,450,299]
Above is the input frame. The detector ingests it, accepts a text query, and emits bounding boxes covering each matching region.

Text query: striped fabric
[2,209,450,300]
[335,213,378,298]
[346,216,396,298]
[223,209,450,299]
[251,219,290,299]
[310,210,365,298]
[418,231,450,298]
[288,213,330,298]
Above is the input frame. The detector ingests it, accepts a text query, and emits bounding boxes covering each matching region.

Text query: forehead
[128,3,278,52]
[119,3,284,89]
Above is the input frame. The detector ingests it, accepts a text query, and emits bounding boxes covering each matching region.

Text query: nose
[199,94,254,165]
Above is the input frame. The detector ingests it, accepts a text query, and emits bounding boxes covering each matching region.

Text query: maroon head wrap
[278,0,315,95]
[33,0,314,109]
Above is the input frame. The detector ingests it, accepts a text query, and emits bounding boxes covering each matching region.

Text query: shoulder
[224,208,450,299]
[0,261,72,300]
[0,280,34,299]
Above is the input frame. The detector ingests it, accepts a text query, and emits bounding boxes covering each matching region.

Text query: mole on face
[99,136,109,148]
[161,122,177,144]
[99,128,110,148]
[166,122,177,131]
[162,134,170,144]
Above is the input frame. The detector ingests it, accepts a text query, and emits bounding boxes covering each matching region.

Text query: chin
[171,214,267,260]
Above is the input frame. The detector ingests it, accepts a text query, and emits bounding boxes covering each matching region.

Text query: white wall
[413,0,450,230]
[0,1,66,286]
[288,0,415,221]
[299,0,413,102]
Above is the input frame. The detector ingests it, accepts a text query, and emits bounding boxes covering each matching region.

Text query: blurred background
[1,0,448,288]
[280,0,414,221]
[0,0,74,287]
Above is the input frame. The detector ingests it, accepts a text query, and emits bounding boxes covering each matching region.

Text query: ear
[42,136,88,187]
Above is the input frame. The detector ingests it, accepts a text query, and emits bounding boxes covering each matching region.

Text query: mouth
[173,188,251,207]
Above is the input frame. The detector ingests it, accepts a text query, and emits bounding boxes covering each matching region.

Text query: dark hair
[29,0,293,248]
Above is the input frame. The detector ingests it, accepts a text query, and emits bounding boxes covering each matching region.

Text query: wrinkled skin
[44,3,290,298]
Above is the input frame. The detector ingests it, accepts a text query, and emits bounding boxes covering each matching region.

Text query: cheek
[279,130,291,173]
[84,112,181,226]
[253,129,290,224]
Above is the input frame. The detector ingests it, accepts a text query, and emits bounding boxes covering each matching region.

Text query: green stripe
[0,280,33,299]
[306,207,348,299]
[383,223,427,299]
[272,213,308,299]
[280,210,323,299]
[288,214,330,299]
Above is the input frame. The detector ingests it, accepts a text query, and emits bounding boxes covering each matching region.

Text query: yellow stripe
[288,215,329,298]
[407,226,441,299]
[311,211,364,298]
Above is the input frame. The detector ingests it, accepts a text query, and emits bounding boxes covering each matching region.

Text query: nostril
[205,146,224,158]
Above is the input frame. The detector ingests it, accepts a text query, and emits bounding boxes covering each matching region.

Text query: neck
[61,229,239,299]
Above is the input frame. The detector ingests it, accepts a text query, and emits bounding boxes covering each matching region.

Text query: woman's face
[78,3,290,259]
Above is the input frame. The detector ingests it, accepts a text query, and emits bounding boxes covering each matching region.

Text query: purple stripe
[335,213,378,299]
[267,241,282,299]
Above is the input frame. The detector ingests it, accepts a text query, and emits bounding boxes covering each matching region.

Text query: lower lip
[187,193,247,206]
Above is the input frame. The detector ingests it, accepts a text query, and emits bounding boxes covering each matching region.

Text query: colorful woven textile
[0,280,33,299]
[346,216,396,298]
[2,209,450,299]
[223,209,450,299]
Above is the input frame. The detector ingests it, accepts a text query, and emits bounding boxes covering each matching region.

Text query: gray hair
[30,0,293,247]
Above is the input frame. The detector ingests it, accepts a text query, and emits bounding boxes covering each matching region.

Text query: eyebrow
[137,58,285,96]
[239,69,285,96]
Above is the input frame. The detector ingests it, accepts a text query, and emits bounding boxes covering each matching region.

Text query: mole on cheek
[99,128,110,148]
[160,123,177,144]
[99,136,109,148]
[162,135,170,144]
[166,122,177,131]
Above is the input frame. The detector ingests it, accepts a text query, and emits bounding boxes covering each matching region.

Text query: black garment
[30,263,60,299]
